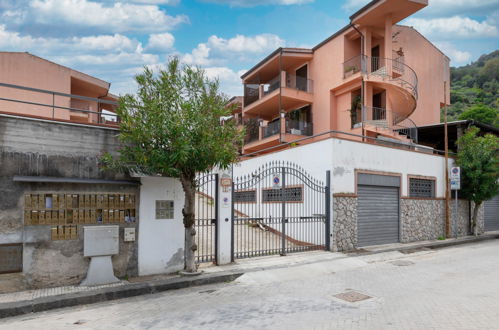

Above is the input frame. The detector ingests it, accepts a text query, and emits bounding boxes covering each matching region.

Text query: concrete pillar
[259,85,264,99]
[385,15,393,75]
[216,169,233,265]
[280,70,287,88]
[362,27,372,72]
[365,84,373,121]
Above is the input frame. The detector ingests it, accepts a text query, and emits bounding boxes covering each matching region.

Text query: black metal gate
[195,173,218,264]
[231,161,330,260]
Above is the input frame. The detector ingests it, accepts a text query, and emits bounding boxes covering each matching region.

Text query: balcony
[243,117,313,153]
[243,71,314,119]
[350,105,418,143]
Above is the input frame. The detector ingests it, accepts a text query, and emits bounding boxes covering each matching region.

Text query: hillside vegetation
[444,50,499,126]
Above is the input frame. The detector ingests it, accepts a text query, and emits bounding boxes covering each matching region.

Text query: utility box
[83,225,119,257]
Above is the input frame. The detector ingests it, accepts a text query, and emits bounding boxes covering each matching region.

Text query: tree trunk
[471,201,481,236]
[180,173,197,273]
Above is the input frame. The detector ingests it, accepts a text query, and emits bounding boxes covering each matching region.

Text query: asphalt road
[1,239,498,329]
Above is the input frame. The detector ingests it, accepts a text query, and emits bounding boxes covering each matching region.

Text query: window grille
[262,187,303,202]
[234,190,256,203]
[156,200,174,219]
[409,178,435,198]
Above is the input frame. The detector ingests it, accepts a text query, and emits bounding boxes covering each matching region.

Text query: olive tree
[456,126,499,235]
[103,58,242,272]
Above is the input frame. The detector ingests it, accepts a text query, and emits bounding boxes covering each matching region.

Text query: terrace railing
[0,82,119,126]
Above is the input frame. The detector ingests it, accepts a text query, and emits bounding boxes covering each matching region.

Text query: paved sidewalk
[2,239,498,329]
[0,232,497,318]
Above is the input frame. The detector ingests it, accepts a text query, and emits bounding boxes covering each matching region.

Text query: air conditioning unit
[290,128,302,135]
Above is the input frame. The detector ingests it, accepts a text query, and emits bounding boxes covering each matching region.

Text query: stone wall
[0,115,140,288]
[400,199,445,242]
[449,200,484,236]
[332,196,357,251]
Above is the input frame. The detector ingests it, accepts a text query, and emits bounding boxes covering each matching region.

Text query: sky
[0,0,498,97]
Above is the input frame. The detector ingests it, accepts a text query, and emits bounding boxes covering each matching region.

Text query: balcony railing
[286,119,313,136]
[262,120,281,138]
[342,55,418,101]
[352,105,418,143]
[286,73,313,93]
[243,71,314,107]
[0,82,119,126]
[343,55,364,78]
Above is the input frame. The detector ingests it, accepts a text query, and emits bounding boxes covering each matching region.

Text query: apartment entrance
[195,173,218,264]
[231,161,330,260]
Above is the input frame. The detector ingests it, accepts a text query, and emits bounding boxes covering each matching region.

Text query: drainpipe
[279,48,284,144]
[351,23,365,140]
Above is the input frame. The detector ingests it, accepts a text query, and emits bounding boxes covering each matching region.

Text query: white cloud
[0,24,161,95]
[342,0,368,12]
[182,34,285,65]
[406,16,498,39]
[1,0,188,34]
[202,0,313,6]
[343,0,499,16]
[434,42,472,65]
[204,67,245,97]
[146,32,175,51]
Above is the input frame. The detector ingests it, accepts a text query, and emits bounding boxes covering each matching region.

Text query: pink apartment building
[240,0,450,155]
[0,52,118,126]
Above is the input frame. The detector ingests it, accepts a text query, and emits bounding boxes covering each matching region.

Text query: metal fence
[195,173,218,264]
[231,161,330,259]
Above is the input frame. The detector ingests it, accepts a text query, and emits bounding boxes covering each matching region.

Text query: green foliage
[456,126,499,205]
[458,104,498,126]
[103,57,243,180]
[445,50,499,125]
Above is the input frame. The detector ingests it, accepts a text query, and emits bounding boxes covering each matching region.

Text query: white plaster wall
[330,139,447,197]
[235,138,447,198]
[138,177,185,276]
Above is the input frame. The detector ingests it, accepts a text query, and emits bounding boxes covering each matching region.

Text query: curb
[0,271,243,319]
[348,233,499,256]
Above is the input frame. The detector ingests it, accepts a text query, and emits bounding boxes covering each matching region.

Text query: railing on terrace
[286,119,313,136]
[262,120,281,138]
[343,55,365,79]
[263,75,281,96]
[0,82,119,126]
[243,84,259,108]
[286,73,313,93]
[243,71,314,108]
[342,55,418,101]
[356,105,418,143]
[244,120,260,144]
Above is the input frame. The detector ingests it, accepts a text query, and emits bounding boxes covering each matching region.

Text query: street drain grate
[399,247,430,254]
[390,260,415,266]
[334,290,372,303]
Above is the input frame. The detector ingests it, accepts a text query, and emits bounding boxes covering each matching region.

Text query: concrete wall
[138,177,185,276]
[0,114,139,287]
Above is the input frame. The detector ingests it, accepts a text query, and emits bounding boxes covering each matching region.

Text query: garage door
[484,195,499,232]
[358,185,399,247]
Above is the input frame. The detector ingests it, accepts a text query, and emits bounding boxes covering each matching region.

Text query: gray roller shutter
[357,185,399,247]
[484,195,499,232]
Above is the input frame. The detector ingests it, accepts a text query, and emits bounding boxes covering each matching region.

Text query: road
[1,239,498,329]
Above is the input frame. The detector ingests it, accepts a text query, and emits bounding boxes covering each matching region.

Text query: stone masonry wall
[401,198,484,243]
[400,199,445,243]
[333,196,357,251]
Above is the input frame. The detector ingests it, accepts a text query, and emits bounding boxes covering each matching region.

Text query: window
[262,187,303,202]
[156,200,174,219]
[234,190,256,203]
[409,178,435,198]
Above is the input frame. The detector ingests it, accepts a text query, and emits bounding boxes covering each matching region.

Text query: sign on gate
[450,167,460,190]
[272,174,281,189]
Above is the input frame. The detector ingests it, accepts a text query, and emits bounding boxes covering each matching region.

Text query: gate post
[216,169,232,265]
[280,166,286,256]
[325,170,331,251]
